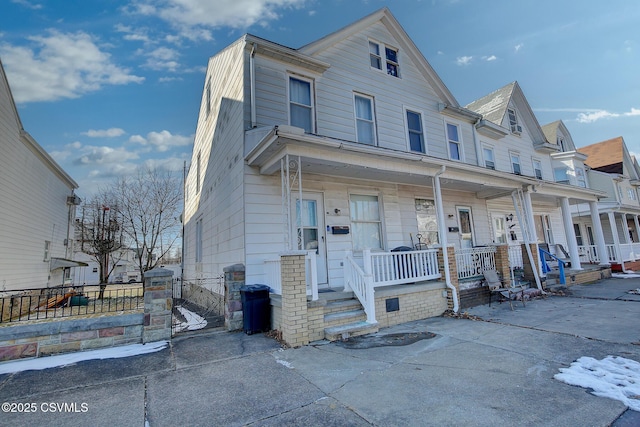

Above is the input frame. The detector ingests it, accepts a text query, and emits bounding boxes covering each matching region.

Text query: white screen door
[294,193,328,284]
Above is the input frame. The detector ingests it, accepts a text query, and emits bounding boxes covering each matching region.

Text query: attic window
[369,41,399,78]
[508,108,522,134]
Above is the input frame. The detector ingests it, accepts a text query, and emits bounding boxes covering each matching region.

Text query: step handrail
[539,248,566,285]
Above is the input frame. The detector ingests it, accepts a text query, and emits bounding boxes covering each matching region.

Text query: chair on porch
[483,269,526,311]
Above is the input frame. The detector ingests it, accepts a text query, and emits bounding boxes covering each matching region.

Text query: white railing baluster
[455,247,497,280]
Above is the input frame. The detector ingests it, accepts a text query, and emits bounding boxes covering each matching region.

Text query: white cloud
[74,145,139,165]
[132,0,308,40]
[11,0,42,10]
[143,47,180,71]
[115,24,151,43]
[483,55,497,61]
[129,130,193,152]
[158,76,183,83]
[515,43,524,52]
[83,128,126,138]
[456,56,473,66]
[576,107,640,123]
[0,30,144,103]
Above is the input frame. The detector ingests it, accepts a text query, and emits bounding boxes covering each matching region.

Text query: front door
[457,206,475,249]
[294,193,328,284]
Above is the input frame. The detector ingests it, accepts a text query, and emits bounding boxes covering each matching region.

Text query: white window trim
[348,190,385,251]
[368,39,400,78]
[508,107,522,135]
[482,144,495,170]
[445,120,464,162]
[404,106,427,154]
[353,93,377,146]
[532,158,543,180]
[509,151,521,175]
[287,74,316,133]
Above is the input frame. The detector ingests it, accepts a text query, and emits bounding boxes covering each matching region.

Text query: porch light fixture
[334,208,341,215]
[506,213,514,222]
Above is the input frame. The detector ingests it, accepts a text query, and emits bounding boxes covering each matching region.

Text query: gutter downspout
[434,166,458,312]
[249,43,257,128]
[472,118,482,167]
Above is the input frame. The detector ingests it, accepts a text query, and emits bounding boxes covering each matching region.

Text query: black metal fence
[0,285,144,324]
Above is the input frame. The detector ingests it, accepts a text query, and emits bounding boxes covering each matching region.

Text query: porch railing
[263,250,319,301]
[578,245,599,263]
[508,245,523,269]
[343,252,376,323]
[0,285,144,324]
[366,248,440,286]
[540,247,565,285]
[455,247,497,280]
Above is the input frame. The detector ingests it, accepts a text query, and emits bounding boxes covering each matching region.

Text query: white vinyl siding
[354,93,376,145]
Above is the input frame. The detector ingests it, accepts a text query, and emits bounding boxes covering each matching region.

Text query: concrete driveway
[1,277,639,426]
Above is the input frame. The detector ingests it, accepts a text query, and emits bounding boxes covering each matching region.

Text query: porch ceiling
[246,126,606,203]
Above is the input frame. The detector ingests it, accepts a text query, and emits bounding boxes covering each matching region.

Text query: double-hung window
[354,94,376,145]
[533,159,543,179]
[554,167,569,184]
[43,240,51,262]
[446,123,462,161]
[415,199,439,245]
[406,110,425,153]
[510,152,521,175]
[576,167,586,187]
[369,40,399,77]
[350,194,382,250]
[483,147,495,170]
[289,76,313,133]
[508,108,522,134]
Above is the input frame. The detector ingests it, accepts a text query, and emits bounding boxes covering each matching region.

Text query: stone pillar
[437,245,459,311]
[143,267,173,343]
[224,264,245,331]
[493,244,511,287]
[280,252,309,347]
[521,243,540,285]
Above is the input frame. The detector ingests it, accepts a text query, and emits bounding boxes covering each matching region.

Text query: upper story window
[482,146,495,170]
[576,167,586,188]
[557,136,567,152]
[354,94,376,145]
[43,240,51,262]
[533,159,543,179]
[446,123,462,161]
[554,167,569,184]
[406,110,425,153]
[289,76,314,133]
[510,152,521,175]
[628,188,637,201]
[369,40,399,77]
[508,108,522,134]
[617,184,624,201]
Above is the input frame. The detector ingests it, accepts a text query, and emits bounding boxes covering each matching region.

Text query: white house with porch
[572,136,640,272]
[183,8,609,341]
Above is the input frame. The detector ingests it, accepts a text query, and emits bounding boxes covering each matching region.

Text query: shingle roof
[541,121,562,145]
[579,137,625,173]
[465,82,516,125]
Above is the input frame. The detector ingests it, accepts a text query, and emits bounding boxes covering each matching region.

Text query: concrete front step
[324,309,366,327]
[324,321,379,341]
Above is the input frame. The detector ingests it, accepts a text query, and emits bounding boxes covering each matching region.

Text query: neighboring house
[183,8,608,340]
[0,58,85,292]
[72,248,141,285]
[572,136,640,271]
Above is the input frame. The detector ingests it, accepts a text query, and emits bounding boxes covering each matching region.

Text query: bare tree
[108,167,182,284]
[77,197,125,297]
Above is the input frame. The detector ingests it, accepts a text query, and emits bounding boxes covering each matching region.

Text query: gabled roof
[541,120,562,146]
[299,7,459,107]
[465,81,552,149]
[579,137,626,174]
[0,58,78,189]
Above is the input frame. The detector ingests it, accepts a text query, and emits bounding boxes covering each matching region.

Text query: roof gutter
[433,165,458,313]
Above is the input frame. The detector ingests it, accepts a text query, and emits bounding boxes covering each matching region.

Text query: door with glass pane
[457,206,475,249]
[294,193,327,284]
[492,215,507,244]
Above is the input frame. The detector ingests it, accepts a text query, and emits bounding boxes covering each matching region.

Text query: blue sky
[2,0,639,198]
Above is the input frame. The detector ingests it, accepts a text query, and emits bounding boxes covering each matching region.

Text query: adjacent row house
[182,8,612,343]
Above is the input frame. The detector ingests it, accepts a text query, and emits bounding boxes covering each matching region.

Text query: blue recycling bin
[240,284,271,334]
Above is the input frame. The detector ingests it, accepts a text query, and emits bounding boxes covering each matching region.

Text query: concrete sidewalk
[1,277,640,426]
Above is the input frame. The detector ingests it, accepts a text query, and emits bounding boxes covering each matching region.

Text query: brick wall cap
[223,264,245,273]
[280,251,307,256]
[145,267,174,278]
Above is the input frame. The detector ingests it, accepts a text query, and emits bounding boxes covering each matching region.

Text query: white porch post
[633,215,640,243]
[608,211,624,271]
[523,189,537,243]
[560,197,582,270]
[589,201,609,266]
[623,214,636,261]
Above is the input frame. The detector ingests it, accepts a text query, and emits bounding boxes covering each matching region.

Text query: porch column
[589,202,609,266]
[560,197,582,270]
[522,190,537,242]
[280,252,309,347]
[623,214,636,261]
[633,215,640,243]
[608,211,624,271]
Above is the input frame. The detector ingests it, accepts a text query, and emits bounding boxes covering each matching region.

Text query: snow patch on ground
[612,272,640,279]
[555,355,640,411]
[276,359,294,369]
[173,306,207,332]
[0,341,168,375]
